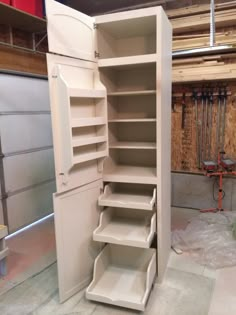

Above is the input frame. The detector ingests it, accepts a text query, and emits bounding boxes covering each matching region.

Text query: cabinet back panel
[110,149,156,167]
[100,65,156,92]
[97,16,156,58]
[108,95,156,119]
[109,123,156,142]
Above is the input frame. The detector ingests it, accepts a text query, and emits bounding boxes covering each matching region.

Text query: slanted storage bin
[86,244,156,311]
[12,0,43,18]
[93,208,156,248]
[99,183,156,210]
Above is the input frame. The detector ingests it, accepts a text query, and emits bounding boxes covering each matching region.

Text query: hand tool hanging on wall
[172,95,177,113]
[215,88,223,160]
[207,89,214,160]
[220,88,227,151]
[200,89,206,163]
[193,90,201,169]
[181,92,186,129]
[203,89,209,162]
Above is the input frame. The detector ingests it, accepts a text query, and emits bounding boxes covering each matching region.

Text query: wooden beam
[0,45,47,75]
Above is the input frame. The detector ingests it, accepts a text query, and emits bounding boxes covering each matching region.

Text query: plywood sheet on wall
[171,81,236,173]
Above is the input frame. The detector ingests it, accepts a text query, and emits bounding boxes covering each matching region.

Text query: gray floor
[0,208,229,315]
[0,252,215,315]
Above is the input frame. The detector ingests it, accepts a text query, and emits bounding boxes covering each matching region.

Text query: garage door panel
[0,75,49,112]
[0,115,52,153]
[4,149,55,192]
[7,181,56,233]
[0,201,4,225]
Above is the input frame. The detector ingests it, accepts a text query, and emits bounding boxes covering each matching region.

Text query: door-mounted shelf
[71,117,106,128]
[73,150,107,164]
[93,207,156,248]
[72,136,107,147]
[69,88,106,98]
[86,244,156,311]
[99,183,156,210]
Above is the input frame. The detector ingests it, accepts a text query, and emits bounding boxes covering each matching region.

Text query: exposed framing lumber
[167,1,236,19]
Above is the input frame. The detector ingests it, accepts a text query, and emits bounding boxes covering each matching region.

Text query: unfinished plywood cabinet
[46,0,172,311]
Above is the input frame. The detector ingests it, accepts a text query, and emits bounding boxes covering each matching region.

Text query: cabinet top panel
[96,15,156,39]
[95,6,162,24]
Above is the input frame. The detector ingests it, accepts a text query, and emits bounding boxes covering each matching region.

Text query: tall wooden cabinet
[46,0,172,311]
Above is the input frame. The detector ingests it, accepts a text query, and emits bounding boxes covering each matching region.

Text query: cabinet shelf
[93,208,156,248]
[99,183,156,210]
[86,244,156,311]
[73,151,107,164]
[103,165,156,184]
[107,90,156,96]
[108,118,156,123]
[69,88,106,98]
[72,136,107,147]
[109,141,156,150]
[98,54,156,69]
[71,117,106,128]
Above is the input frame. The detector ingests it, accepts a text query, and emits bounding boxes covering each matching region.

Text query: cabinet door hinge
[95,51,100,58]
[93,23,98,29]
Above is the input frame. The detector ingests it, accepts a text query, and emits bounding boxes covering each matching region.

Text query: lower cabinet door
[54,179,102,302]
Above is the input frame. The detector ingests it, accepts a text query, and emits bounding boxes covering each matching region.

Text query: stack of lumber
[173,31,236,51]
[166,2,236,51]
[167,2,236,19]
[173,54,236,82]
[171,8,236,34]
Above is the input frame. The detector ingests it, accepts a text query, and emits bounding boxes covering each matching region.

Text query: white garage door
[0,71,56,233]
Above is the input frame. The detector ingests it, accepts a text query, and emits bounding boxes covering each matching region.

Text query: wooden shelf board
[108,118,156,123]
[71,117,106,128]
[103,165,157,184]
[69,88,106,98]
[109,141,156,149]
[107,90,156,96]
[73,150,107,164]
[98,54,156,68]
[72,136,107,147]
[0,2,46,32]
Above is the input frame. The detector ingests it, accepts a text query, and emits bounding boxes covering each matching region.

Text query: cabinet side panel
[156,9,172,282]
[54,180,102,302]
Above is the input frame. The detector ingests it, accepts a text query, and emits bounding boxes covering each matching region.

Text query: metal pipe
[210,0,216,47]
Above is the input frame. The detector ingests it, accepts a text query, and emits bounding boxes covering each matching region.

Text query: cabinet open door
[46,0,95,61]
[46,0,108,303]
[47,53,107,302]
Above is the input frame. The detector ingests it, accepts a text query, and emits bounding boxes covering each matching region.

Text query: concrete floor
[0,207,235,315]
